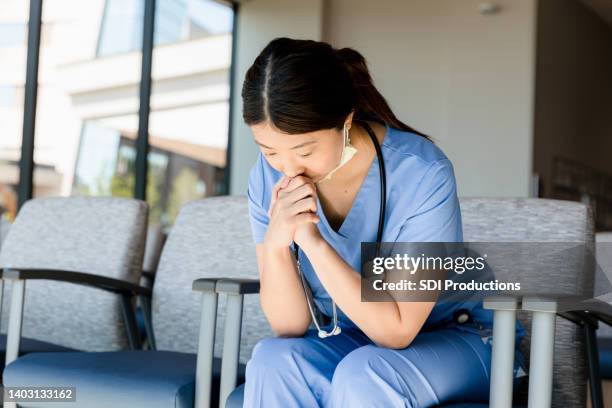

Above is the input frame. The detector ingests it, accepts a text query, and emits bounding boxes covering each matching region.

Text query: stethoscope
[293,120,387,338]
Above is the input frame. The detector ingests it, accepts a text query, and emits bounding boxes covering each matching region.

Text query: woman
[243,37,525,407]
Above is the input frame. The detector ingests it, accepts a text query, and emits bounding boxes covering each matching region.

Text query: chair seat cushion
[0,334,75,354]
[226,383,245,408]
[0,334,74,367]
[3,350,245,408]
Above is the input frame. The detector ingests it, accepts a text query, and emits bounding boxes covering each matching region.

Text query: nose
[281,160,304,179]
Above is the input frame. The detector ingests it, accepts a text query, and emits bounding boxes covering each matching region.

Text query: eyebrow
[254,140,317,150]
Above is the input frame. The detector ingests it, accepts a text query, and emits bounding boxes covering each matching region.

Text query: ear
[344,110,355,130]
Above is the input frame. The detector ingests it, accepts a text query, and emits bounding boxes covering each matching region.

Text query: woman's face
[250,121,346,182]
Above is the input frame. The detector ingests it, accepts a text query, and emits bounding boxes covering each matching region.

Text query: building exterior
[0,0,234,226]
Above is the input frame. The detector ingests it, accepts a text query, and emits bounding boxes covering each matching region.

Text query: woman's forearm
[260,244,312,336]
[300,238,414,348]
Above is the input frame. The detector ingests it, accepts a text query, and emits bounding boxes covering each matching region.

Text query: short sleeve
[246,157,270,244]
[396,159,463,243]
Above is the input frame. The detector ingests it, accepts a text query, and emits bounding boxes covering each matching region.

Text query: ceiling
[581,0,612,27]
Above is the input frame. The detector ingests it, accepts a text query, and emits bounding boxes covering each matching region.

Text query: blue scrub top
[247,123,524,342]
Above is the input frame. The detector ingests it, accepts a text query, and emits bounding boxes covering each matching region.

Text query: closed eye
[299,152,313,157]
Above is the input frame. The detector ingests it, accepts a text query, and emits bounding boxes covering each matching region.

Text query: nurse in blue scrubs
[241,37,526,407]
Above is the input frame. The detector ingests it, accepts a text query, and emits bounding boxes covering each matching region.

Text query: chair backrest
[143,224,166,275]
[0,197,148,351]
[152,196,272,363]
[461,197,594,408]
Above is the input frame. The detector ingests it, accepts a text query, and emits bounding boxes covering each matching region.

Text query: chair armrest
[551,298,612,328]
[521,296,579,408]
[482,296,521,408]
[210,278,259,408]
[192,278,220,293]
[483,295,521,311]
[192,278,221,408]
[2,267,151,366]
[216,278,260,295]
[2,268,151,297]
[191,277,259,408]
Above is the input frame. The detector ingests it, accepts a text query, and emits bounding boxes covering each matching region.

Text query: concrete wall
[533,0,612,198]
[230,0,538,197]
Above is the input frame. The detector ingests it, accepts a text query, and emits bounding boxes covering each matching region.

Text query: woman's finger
[294,212,320,225]
[282,182,318,204]
[290,197,317,215]
[282,176,312,193]
[268,176,290,217]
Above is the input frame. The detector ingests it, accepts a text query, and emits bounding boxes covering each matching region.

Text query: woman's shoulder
[382,125,450,167]
[382,126,458,197]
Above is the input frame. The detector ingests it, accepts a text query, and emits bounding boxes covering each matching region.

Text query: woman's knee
[246,336,308,377]
[332,345,392,385]
[331,345,420,407]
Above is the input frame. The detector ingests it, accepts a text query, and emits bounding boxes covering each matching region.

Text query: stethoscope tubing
[293,120,387,338]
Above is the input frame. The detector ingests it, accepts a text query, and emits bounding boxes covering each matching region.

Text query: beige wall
[324,0,537,197]
[230,0,538,197]
[533,0,612,198]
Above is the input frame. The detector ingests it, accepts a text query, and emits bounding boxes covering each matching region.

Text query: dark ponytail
[335,48,430,139]
[242,37,430,141]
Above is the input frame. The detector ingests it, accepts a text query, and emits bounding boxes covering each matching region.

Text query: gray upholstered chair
[0,197,149,371]
[209,197,600,408]
[2,196,270,408]
[462,198,600,408]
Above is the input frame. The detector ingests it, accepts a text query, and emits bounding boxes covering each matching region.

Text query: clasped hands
[264,175,323,251]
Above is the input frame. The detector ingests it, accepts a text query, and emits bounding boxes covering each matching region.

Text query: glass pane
[148,0,234,228]
[0,0,28,220]
[33,0,142,198]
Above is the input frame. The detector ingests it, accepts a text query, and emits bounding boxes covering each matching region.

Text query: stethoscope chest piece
[453,308,472,325]
[318,325,342,339]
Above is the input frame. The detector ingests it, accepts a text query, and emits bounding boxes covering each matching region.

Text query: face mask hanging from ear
[316,123,358,183]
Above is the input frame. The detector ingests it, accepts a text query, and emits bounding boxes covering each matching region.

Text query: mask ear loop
[344,123,351,148]
[315,123,357,184]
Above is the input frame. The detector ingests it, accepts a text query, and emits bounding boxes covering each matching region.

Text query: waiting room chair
[0,197,149,374]
[210,197,598,408]
[3,196,273,408]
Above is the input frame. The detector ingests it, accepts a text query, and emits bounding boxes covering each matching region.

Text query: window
[0,1,28,220]
[9,0,235,223]
[33,0,142,198]
[147,0,234,227]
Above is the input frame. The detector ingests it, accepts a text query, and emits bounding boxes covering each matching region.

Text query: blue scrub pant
[243,322,523,407]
